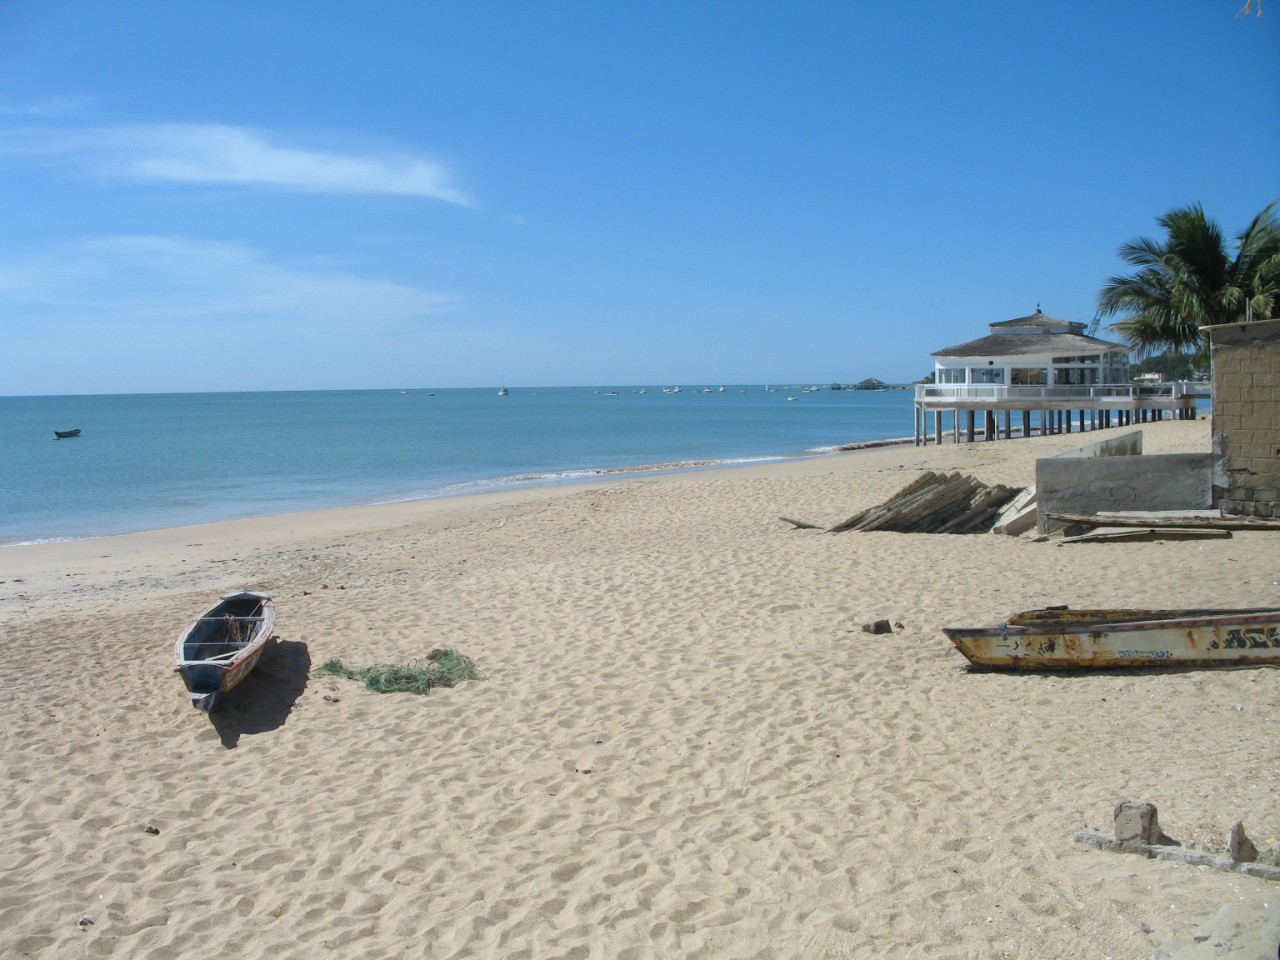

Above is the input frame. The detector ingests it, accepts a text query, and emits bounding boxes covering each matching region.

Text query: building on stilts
[913,308,1199,445]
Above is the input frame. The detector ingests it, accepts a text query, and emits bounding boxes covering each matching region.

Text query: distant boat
[943,607,1280,670]
[787,395,798,401]
[498,387,509,396]
[173,590,275,711]
[54,429,81,439]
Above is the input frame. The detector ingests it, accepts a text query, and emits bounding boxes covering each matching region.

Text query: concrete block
[1234,458,1260,475]
[1227,822,1258,863]
[1114,799,1161,844]
[1213,378,1244,399]
[1036,451,1212,531]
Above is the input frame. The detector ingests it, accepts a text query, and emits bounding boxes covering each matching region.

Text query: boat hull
[944,608,1280,669]
[173,591,275,710]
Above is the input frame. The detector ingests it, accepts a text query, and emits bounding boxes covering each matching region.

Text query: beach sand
[2,420,1277,959]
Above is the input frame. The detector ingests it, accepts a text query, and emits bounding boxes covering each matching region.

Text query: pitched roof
[932,331,1129,359]
[989,309,1083,333]
[931,308,1128,359]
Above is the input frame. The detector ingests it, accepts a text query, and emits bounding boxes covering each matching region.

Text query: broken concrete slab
[1075,801,1280,882]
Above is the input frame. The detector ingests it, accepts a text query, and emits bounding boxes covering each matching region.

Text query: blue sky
[1,1,1276,395]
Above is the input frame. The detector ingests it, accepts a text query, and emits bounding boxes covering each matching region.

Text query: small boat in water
[944,607,1280,669]
[498,387,509,396]
[54,429,81,439]
[173,590,275,711]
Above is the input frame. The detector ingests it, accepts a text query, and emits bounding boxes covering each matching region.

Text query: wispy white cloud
[0,235,459,328]
[0,122,472,206]
[0,236,480,392]
[0,96,94,117]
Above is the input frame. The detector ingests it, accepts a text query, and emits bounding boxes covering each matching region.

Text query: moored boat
[173,590,275,711]
[943,607,1280,669]
[54,428,81,438]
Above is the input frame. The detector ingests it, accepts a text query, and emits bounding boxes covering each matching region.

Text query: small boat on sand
[54,429,81,438]
[944,607,1280,669]
[173,590,275,711]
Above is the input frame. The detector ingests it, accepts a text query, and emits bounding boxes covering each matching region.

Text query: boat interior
[182,609,267,662]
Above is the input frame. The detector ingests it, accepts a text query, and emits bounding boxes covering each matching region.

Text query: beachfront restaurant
[913,308,1198,445]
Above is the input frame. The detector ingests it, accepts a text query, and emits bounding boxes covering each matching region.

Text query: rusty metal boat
[943,607,1280,669]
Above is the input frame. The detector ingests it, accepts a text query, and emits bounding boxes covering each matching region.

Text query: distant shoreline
[1,434,922,549]
[1,387,921,546]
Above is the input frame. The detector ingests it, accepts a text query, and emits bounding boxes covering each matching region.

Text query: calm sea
[0,386,917,545]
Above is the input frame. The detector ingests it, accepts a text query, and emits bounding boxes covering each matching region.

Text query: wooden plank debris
[1058,526,1233,544]
[1047,511,1280,532]
[827,472,1024,535]
[779,516,822,530]
[992,487,1038,536]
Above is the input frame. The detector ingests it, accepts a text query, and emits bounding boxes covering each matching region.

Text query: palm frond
[1097,200,1278,355]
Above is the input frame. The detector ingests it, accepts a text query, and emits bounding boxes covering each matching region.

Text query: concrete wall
[1043,430,1144,461]
[1036,430,1212,532]
[1209,318,1280,519]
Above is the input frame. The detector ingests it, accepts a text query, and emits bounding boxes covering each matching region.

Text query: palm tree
[1098,200,1280,361]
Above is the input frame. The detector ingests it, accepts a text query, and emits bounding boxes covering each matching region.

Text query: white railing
[914,382,1195,402]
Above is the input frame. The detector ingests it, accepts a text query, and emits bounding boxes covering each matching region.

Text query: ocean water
[0,386,917,545]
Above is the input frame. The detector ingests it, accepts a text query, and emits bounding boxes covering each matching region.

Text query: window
[1011,368,1048,385]
[1105,366,1129,384]
[1054,367,1100,386]
[937,368,967,384]
[969,367,1005,384]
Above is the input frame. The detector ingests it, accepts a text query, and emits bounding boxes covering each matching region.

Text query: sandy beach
[2,419,1277,959]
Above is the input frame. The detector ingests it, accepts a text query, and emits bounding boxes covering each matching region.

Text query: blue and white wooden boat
[173,590,275,711]
[944,607,1280,669]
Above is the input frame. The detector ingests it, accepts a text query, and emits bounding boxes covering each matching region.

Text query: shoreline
[0,419,1215,617]
[1,437,919,550]
[3,437,922,611]
[1,387,922,547]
